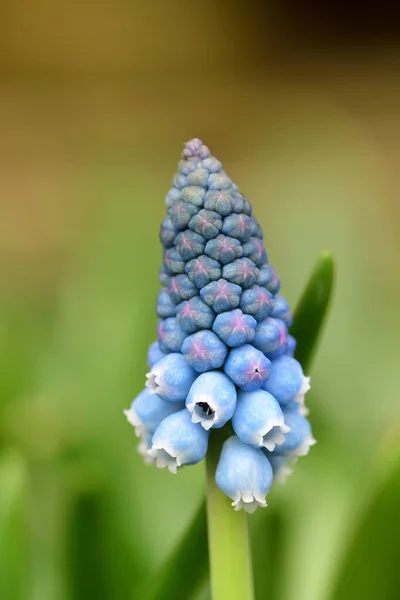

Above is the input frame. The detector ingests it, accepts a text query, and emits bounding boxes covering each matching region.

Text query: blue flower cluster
[125,139,315,513]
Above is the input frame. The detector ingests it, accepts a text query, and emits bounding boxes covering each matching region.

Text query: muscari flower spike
[124,138,315,512]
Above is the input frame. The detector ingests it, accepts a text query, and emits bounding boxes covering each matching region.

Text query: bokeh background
[1,2,400,599]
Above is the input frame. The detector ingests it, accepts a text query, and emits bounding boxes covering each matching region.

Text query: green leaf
[250,252,335,600]
[251,505,286,600]
[65,478,147,600]
[66,489,110,600]
[329,433,400,600]
[143,502,208,600]
[292,251,335,372]
[0,451,29,600]
[144,251,335,600]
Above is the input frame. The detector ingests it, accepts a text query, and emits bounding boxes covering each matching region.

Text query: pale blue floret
[185,255,222,288]
[181,186,206,207]
[200,278,242,313]
[263,355,304,406]
[208,172,232,190]
[186,371,237,430]
[159,265,171,287]
[212,309,256,347]
[146,352,197,402]
[182,138,205,157]
[215,436,273,513]
[239,286,273,321]
[187,168,209,187]
[204,191,233,217]
[172,172,188,189]
[222,213,253,242]
[224,344,271,391]
[230,193,245,214]
[222,258,259,288]
[249,216,263,238]
[163,247,186,275]
[147,341,167,367]
[124,388,184,434]
[156,288,176,318]
[181,330,228,373]
[274,406,316,457]
[182,139,210,160]
[157,317,188,352]
[242,197,252,217]
[136,430,157,464]
[242,237,267,266]
[189,209,223,240]
[204,234,242,264]
[148,409,209,473]
[287,335,297,356]
[283,369,311,416]
[174,230,206,261]
[176,296,215,333]
[263,452,294,484]
[257,264,281,294]
[271,295,293,327]
[232,389,289,451]
[165,187,181,207]
[231,192,252,216]
[168,274,198,303]
[253,317,288,358]
[160,215,178,248]
[169,200,198,230]
[178,158,198,175]
[202,157,222,172]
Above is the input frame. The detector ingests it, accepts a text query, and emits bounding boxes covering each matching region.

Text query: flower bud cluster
[125,139,315,512]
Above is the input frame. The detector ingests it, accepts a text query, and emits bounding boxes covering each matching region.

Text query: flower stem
[206,429,254,600]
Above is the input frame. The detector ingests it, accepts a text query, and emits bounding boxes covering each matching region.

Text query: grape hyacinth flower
[215,436,273,513]
[125,138,315,513]
[124,388,184,435]
[186,371,237,430]
[232,389,289,451]
[224,344,271,392]
[145,353,196,402]
[148,409,209,473]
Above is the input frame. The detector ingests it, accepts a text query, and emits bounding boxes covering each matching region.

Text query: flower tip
[275,465,293,484]
[147,446,179,474]
[124,407,144,434]
[261,420,290,451]
[182,138,209,160]
[301,376,311,394]
[232,494,267,513]
[200,419,216,431]
[292,434,317,458]
[145,372,158,391]
[190,411,203,424]
[298,404,310,416]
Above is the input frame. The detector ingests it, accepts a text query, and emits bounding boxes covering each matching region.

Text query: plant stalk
[206,430,254,600]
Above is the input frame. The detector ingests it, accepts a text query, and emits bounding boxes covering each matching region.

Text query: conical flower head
[124,138,315,511]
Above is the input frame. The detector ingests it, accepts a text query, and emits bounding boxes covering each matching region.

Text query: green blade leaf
[329,433,400,600]
[0,451,29,600]
[291,251,335,372]
[250,251,335,600]
[144,502,208,600]
[144,251,335,600]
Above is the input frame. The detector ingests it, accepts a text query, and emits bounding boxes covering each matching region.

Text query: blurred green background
[1,1,399,599]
